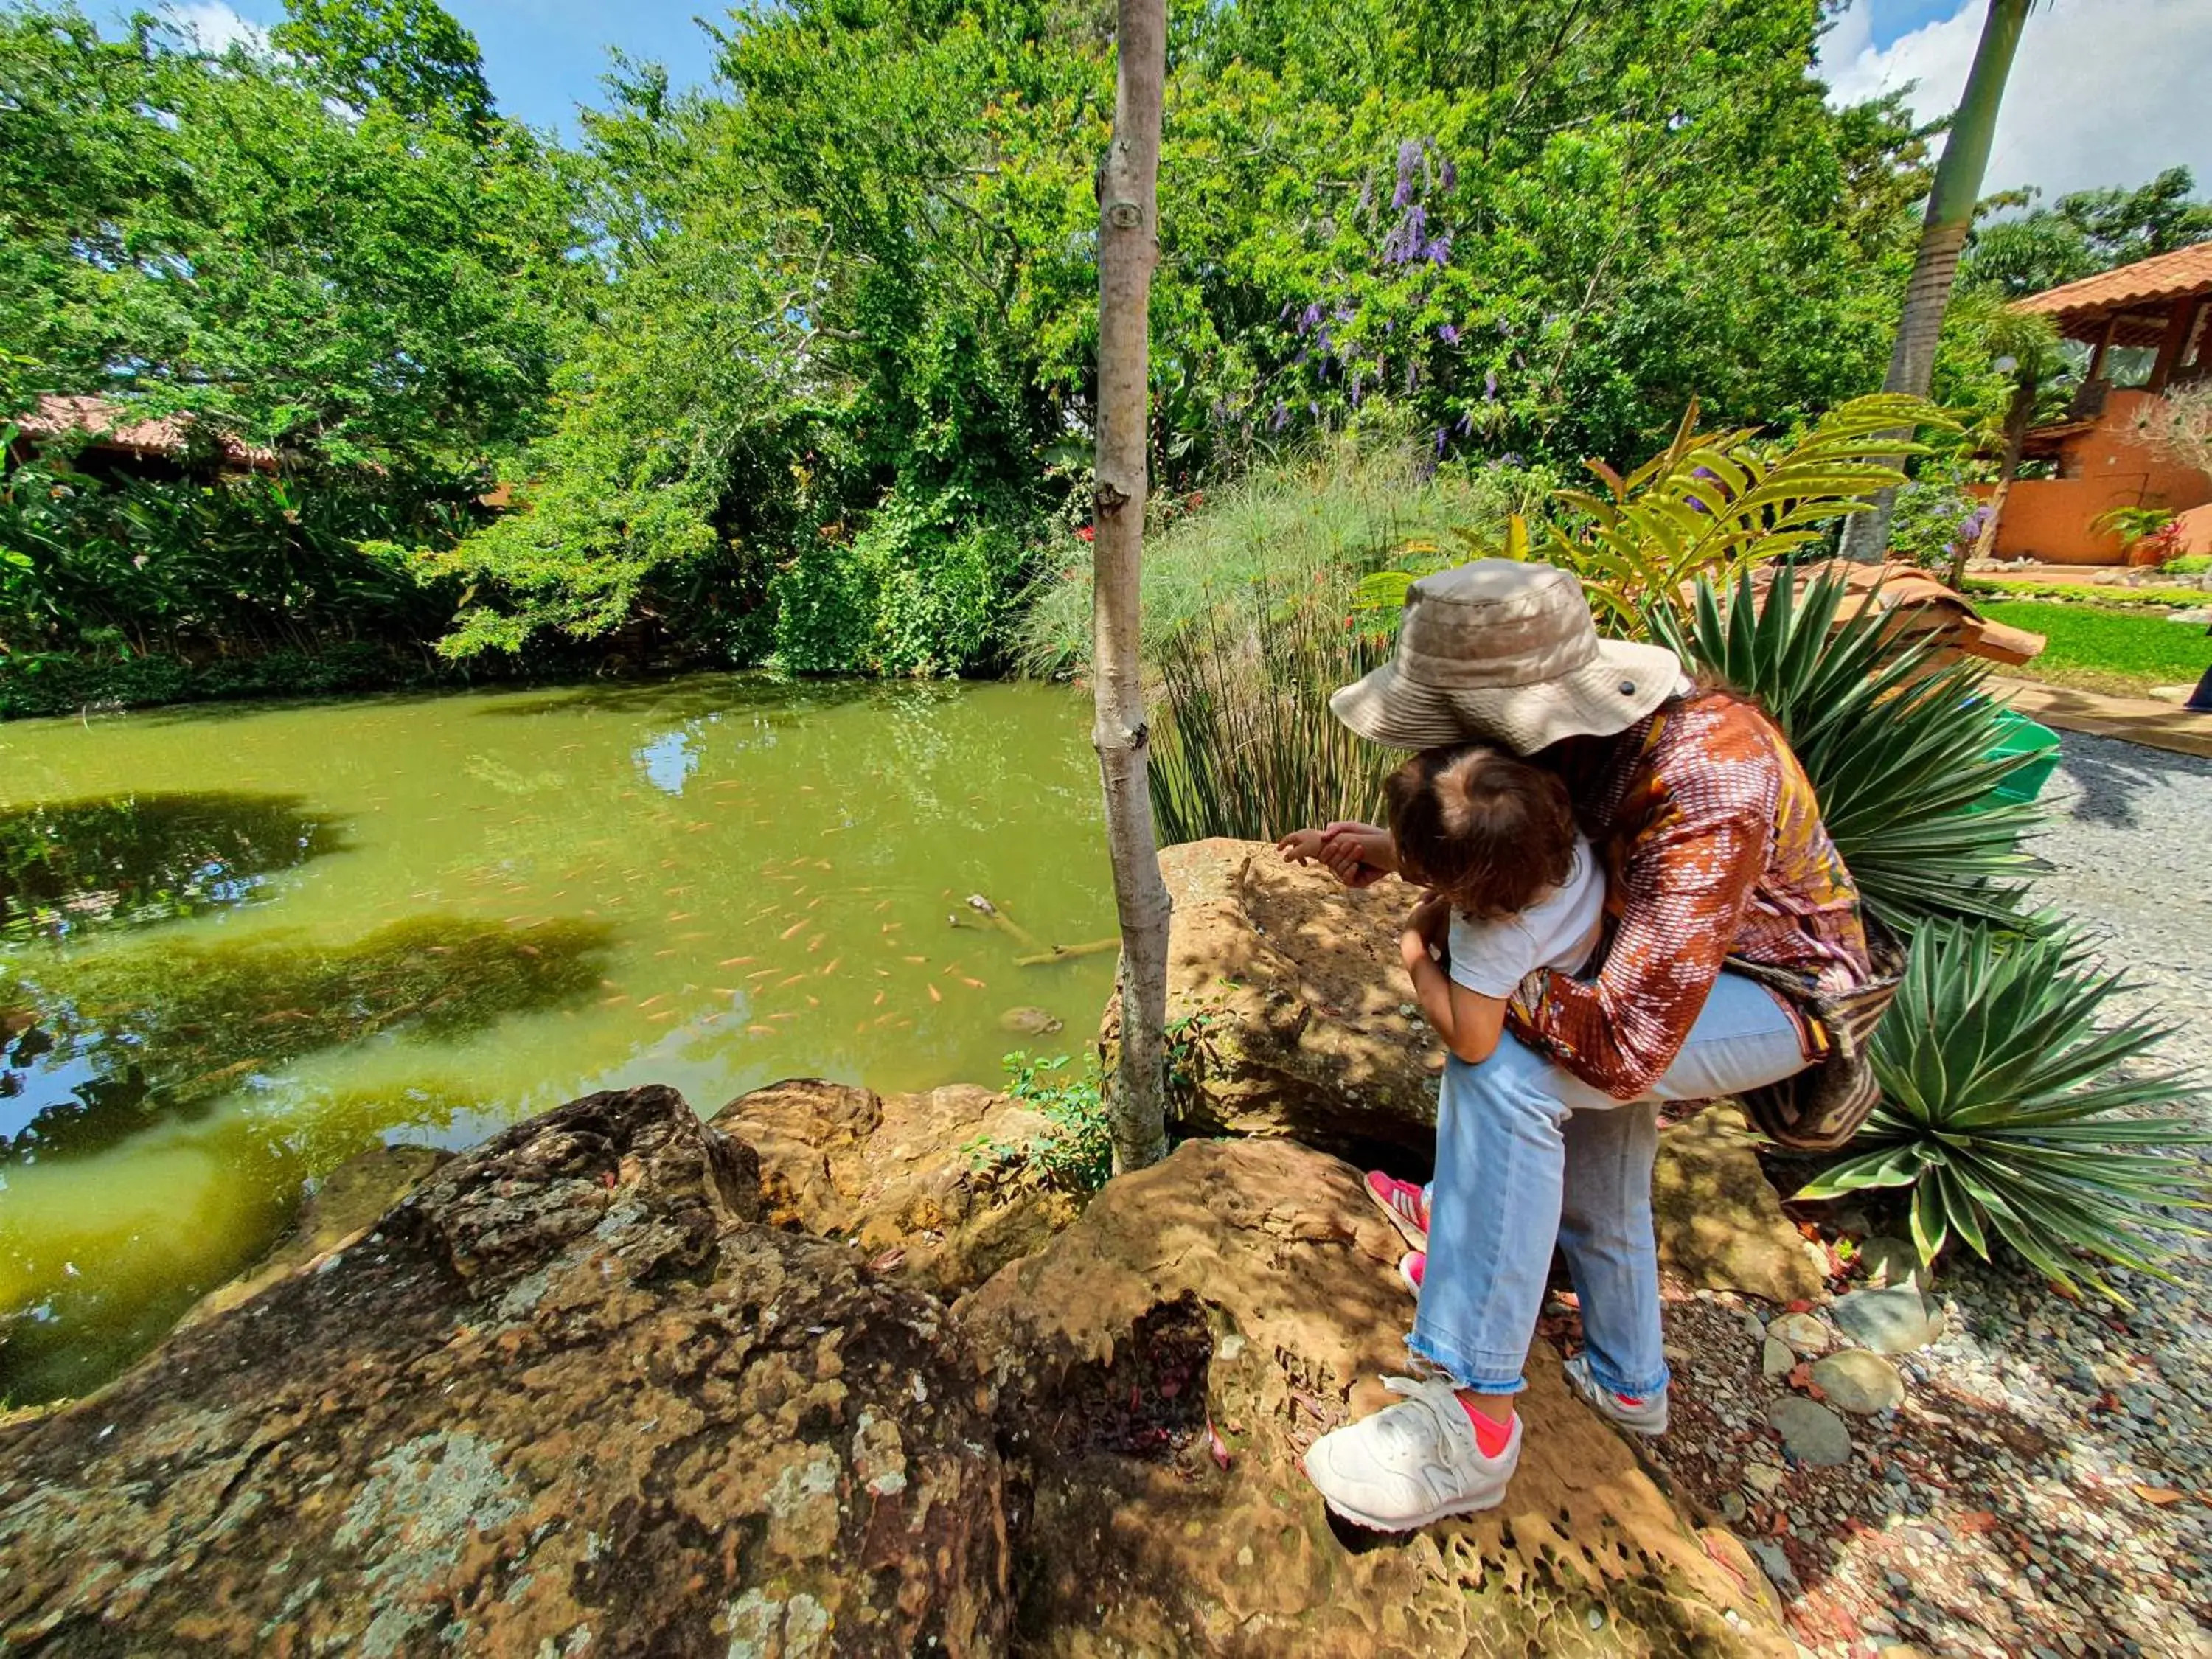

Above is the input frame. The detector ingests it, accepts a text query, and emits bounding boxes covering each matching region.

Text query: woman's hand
[1320,821,1397,888]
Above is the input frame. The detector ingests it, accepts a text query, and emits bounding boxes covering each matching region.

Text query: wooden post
[1090,0,1172,1173]
[2087,313,2118,384]
[2149,298,2199,393]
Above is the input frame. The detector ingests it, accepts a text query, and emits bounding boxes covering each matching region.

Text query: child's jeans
[1410,972,1809,1400]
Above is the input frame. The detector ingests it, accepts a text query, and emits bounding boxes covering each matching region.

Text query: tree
[1965,167,2212,298]
[271,0,493,129]
[1839,0,2034,563]
[1952,299,2065,583]
[1091,0,1172,1172]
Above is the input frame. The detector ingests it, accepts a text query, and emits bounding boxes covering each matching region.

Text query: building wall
[1969,389,2212,565]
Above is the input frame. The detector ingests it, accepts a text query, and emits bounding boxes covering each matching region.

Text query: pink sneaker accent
[1366,1170,1430,1248]
[1399,1250,1425,1294]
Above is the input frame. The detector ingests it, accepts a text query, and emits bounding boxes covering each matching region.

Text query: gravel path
[1632,731,2212,1659]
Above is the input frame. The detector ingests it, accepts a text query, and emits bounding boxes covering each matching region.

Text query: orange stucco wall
[1966,389,2212,565]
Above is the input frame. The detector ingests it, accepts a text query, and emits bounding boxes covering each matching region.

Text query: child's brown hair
[1383,745,1577,920]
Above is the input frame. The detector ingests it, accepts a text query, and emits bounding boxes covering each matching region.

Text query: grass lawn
[1980,599,2211,699]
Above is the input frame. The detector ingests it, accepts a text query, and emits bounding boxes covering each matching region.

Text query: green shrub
[1663,568,2041,931]
[1798,920,2208,1300]
[994,1051,1113,1192]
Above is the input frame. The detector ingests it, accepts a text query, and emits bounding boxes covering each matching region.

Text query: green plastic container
[1985,707,2062,805]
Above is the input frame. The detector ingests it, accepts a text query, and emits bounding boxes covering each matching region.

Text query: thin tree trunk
[1952,376,2035,587]
[1091,0,1172,1173]
[1840,0,2033,564]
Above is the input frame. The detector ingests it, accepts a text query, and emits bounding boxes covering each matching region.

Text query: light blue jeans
[1410,972,1809,1399]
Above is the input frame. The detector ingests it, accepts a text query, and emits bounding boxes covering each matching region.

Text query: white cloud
[1819,0,2212,201]
[163,2,272,56]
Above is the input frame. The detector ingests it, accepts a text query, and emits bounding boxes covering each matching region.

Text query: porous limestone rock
[1648,1107,1826,1305]
[959,1136,1792,1658]
[0,1085,1009,1657]
[1124,838,1823,1304]
[712,1077,1081,1297]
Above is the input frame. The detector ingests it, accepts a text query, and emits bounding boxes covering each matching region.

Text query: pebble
[1858,1235,1924,1289]
[1768,1312,1832,1357]
[1761,1337,1796,1379]
[1766,1396,1854,1466]
[1811,1349,1906,1415]
[1832,1287,1946,1355]
[1743,1463,1786,1497]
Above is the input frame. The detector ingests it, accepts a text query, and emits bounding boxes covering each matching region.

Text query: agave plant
[1798,920,2208,1300]
[1660,566,2042,932]
[1357,392,1951,634]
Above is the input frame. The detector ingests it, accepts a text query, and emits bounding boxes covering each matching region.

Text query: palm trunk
[1951,375,2036,587]
[1091,0,1172,1173]
[1840,0,2033,564]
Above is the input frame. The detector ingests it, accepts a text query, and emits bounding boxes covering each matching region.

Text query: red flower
[1076,524,1095,542]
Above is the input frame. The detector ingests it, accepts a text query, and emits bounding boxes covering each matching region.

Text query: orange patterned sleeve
[1509,703,1782,1099]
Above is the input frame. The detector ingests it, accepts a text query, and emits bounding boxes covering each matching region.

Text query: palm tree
[1953,299,2066,585]
[1840,0,2037,563]
[1090,0,1172,1169]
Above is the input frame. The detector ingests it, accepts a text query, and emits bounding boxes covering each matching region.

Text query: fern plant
[1660,566,2042,931]
[1357,393,1951,633]
[1798,920,2207,1300]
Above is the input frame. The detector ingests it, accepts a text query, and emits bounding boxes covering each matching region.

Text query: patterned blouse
[1506,691,1871,1099]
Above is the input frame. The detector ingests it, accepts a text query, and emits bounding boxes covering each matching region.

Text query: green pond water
[0,676,1116,1403]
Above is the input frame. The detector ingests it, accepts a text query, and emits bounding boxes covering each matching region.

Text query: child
[1279,743,1604,1282]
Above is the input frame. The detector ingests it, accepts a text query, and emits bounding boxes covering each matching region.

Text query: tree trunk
[1950,375,2036,587]
[1091,0,1172,1173]
[1840,0,2033,564]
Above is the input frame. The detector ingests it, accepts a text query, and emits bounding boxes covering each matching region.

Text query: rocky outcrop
[712,1078,1082,1298]
[961,1137,1790,1657]
[0,1086,1009,1656]
[1132,838,1826,1304]
[1649,1107,1826,1306]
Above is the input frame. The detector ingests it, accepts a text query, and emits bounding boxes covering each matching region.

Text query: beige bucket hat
[1329,560,1681,754]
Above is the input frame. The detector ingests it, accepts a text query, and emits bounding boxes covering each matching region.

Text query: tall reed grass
[1015,439,1554,679]
[1147,577,1394,845]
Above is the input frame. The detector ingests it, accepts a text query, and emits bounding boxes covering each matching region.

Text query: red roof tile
[2014,242,2212,332]
[13,394,278,471]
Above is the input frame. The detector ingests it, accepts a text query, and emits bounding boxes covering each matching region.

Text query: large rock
[712,1077,1081,1298]
[0,1085,1009,1656]
[1649,1108,1826,1305]
[1132,838,1446,1147]
[959,1137,1790,1657]
[1134,838,1823,1304]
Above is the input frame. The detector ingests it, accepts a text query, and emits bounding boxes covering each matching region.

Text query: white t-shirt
[1443,835,1607,999]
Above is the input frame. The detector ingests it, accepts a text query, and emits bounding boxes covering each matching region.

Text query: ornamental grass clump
[1798,920,2208,1301]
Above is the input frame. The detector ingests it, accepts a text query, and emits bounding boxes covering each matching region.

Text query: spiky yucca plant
[1660,566,2044,931]
[1798,920,2208,1299]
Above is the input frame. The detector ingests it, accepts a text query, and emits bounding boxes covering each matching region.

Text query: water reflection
[0,792,339,942]
[1,916,614,1159]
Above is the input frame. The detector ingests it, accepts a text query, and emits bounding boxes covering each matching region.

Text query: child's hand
[1400,891,1450,970]
[1275,827,1329,865]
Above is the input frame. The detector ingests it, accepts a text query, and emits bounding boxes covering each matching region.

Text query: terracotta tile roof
[2014,242,2212,331]
[13,394,278,471]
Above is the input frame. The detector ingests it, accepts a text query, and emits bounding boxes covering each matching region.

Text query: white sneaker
[1563,1353,1669,1436]
[1301,1375,1520,1531]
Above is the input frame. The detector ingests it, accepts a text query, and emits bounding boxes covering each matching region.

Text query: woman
[1284,559,1871,1533]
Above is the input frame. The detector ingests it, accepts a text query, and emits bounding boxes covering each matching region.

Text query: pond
[0,676,1116,1404]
